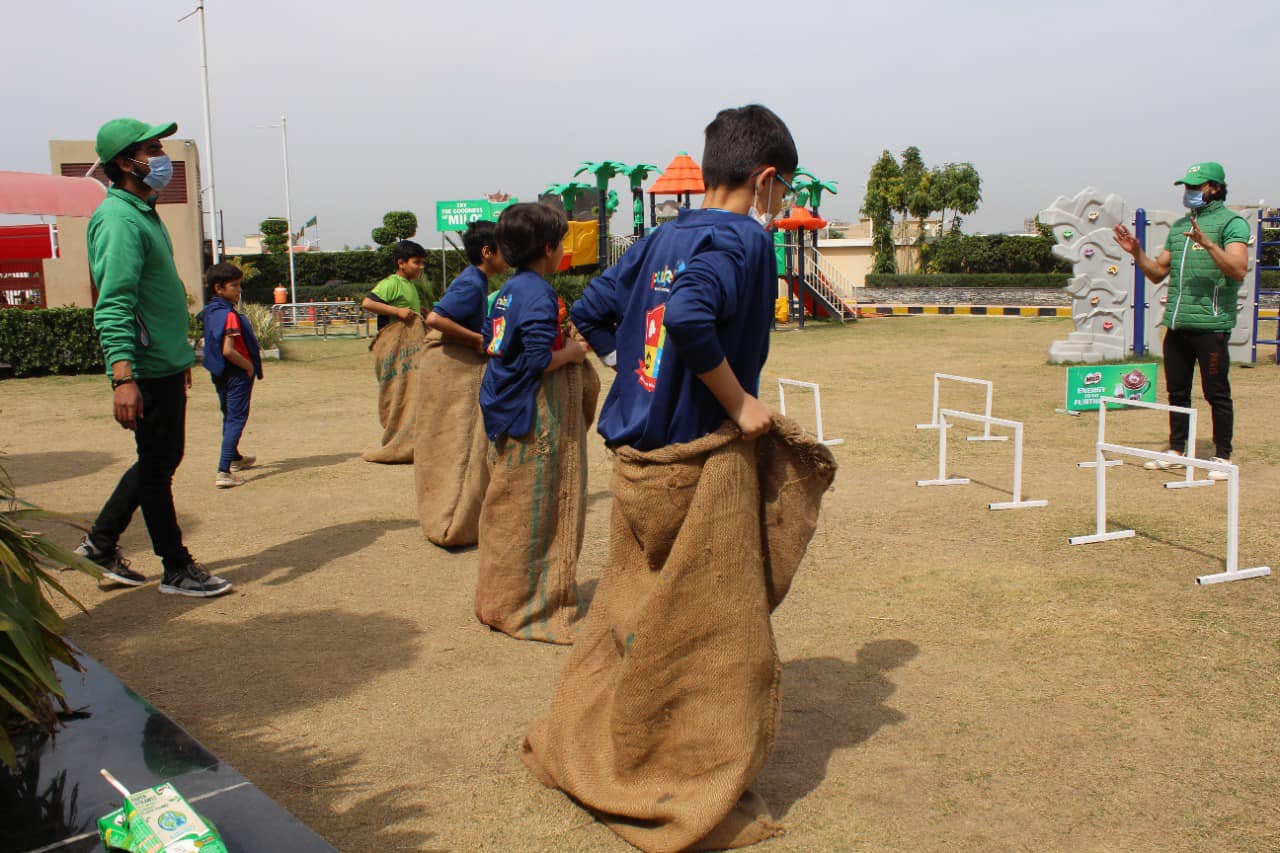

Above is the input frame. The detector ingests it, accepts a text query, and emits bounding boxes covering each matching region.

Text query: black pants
[1164,328,1233,459]
[89,371,193,574]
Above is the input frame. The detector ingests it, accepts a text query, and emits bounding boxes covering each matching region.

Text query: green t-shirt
[371,274,432,313]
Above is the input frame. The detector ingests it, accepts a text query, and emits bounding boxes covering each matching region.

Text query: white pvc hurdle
[916,374,1007,441]
[1076,397,1209,489]
[777,379,843,446]
[1068,428,1271,585]
[917,408,1048,510]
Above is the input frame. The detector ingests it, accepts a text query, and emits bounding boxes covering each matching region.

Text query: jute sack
[474,358,600,644]
[521,417,837,852]
[363,318,427,464]
[413,329,490,546]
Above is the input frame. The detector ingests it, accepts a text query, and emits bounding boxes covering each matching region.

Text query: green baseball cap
[95,118,178,163]
[1174,161,1226,187]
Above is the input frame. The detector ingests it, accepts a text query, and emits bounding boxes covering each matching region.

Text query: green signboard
[435,198,518,232]
[1064,363,1158,411]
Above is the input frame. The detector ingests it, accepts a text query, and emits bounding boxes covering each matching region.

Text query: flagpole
[180,1,220,262]
[280,115,297,304]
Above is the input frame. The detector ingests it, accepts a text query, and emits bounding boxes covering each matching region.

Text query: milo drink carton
[96,773,227,853]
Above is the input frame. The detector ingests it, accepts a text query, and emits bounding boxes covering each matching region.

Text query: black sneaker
[73,535,147,587]
[159,563,233,598]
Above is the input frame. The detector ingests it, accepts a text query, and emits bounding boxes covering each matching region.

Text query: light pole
[259,116,297,303]
[179,1,220,262]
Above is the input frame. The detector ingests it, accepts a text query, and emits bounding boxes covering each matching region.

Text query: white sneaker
[216,471,245,489]
[229,454,256,471]
[1206,457,1232,481]
[1143,449,1184,470]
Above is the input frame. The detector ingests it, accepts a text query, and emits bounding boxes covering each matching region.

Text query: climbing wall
[1042,188,1129,363]
[1043,188,1259,364]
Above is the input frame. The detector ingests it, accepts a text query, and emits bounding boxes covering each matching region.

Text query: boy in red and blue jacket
[198,262,263,488]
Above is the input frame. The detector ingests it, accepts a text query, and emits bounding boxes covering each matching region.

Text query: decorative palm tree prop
[574,160,627,268]
[792,168,840,216]
[545,181,594,219]
[618,163,660,237]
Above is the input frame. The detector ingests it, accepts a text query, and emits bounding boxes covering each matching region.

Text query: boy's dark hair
[495,203,568,269]
[205,261,243,297]
[102,143,142,186]
[701,104,798,190]
[391,240,428,267]
[462,219,498,265]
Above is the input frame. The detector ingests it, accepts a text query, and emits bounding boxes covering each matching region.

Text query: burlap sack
[413,329,490,546]
[474,358,600,644]
[363,318,427,464]
[521,416,837,852]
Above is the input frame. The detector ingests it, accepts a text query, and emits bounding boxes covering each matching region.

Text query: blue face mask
[1182,188,1206,210]
[131,155,174,191]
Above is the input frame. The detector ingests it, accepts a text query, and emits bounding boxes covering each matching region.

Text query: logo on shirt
[487,316,507,356]
[648,261,686,293]
[636,303,667,392]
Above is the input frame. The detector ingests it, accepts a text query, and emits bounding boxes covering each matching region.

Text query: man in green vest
[1113,162,1250,481]
[73,117,233,598]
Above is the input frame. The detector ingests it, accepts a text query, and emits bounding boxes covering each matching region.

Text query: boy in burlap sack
[523,105,832,851]
[414,220,507,546]
[475,202,594,644]
[361,240,433,463]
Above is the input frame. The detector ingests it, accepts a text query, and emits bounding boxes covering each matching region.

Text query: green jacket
[1163,200,1251,332]
[88,188,194,378]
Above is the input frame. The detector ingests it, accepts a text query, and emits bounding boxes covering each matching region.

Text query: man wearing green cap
[1113,162,1250,480]
[72,118,233,598]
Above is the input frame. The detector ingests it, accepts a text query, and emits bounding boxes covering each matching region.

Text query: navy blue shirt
[479,269,560,440]
[432,265,489,333]
[571,207,775,450]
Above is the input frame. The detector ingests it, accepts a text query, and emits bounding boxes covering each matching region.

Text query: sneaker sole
[215,481,243,489]
[159,583,234,597]
[102,571,147,587]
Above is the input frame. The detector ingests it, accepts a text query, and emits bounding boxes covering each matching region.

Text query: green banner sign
[1064,363,1158,411]
[435,198,518,232]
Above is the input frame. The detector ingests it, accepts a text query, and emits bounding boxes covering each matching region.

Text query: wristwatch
[111,375,135,390]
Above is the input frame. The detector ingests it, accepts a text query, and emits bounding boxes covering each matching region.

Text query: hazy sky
[4,1,1277,250]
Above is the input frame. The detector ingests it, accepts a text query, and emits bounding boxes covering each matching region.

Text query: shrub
[241,303,283,350]
[865,273,1071,288]
[920,232,1071,275]
[0,309,104,376]
[0,464,102,767]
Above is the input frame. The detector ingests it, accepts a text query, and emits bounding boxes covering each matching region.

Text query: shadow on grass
[243,452,361,484]
[197,517,419,587]
[757,639,919,819]
[2,450,120,489]
[62,605,438,850]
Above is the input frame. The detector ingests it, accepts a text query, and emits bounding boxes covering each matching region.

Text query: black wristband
[111,375,135,390]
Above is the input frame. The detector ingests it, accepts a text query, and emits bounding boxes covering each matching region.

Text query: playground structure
[916,373,1007,441]
[1041,187,1271,364]
[776,379,842,446]
[1068,398,1271,585]
[1254,211,1280,362]
[272,301,373,338]
[916,407,1047,511]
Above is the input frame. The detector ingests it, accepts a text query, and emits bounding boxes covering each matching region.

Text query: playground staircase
[802,246,858,322]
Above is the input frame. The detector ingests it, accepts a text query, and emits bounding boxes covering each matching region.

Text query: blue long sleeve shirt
[432,265,489,333]
[479,269,560,440]
[570,207,776,450]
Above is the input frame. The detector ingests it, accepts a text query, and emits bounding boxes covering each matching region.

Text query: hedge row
[243,273,595,310]
[865,274,1072,288]
[0,308,104,376]
[234,249,470,296]
[918,232,1072,275]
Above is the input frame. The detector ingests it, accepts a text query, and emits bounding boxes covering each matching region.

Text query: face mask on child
[749,177,777,229]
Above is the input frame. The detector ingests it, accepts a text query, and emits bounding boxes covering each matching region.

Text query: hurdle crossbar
[777,379,843,446]
[916,373,1007,441]
[917,408,1047,510]
[1076,397,1209,488]
[1068,443,1270,585]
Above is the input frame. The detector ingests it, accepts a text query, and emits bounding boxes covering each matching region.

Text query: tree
[259,217,289,255]
[934,162,982,235]
[862,150,902,274]
[228,256,259,283]
[372,210,418,247]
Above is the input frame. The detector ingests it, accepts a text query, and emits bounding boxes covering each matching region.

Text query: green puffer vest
[1164,201,1247,332]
